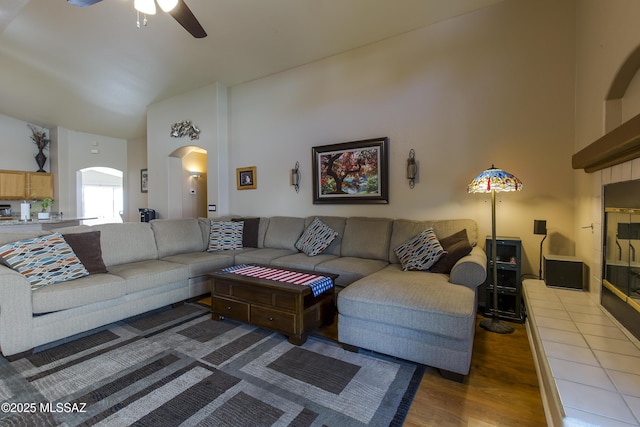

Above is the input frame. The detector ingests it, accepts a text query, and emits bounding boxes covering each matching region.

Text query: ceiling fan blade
[168,0,207,38]
[67,0,103,6]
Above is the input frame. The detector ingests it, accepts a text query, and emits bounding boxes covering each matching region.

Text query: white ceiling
[0,0,502,140]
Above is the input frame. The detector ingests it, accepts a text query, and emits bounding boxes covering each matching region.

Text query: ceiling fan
[67,0,207,39]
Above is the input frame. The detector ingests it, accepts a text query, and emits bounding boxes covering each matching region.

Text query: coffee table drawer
[251,306,295,334]
[212,296,249,322]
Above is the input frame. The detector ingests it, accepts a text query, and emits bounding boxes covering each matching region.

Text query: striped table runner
[221,264,333,297]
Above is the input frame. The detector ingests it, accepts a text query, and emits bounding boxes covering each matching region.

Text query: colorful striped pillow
[394,227,445,271]
[0,232,89,291]
[208,221,244,252]
[295,217,338,256]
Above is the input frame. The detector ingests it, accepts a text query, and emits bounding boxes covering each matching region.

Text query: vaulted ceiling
[0,0,502,140]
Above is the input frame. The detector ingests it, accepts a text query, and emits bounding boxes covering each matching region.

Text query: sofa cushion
[271,253,339,271]
[234,248,297,265]
[32,273,126,314]
[0,232,89,291]
[295,217,338,256]
[389,219,478,263]
[208,221,244,252]
[151,219,206,258]
[161,251,235,277]
[315,256,388,288]
[394,228,445,271]
[304,216,346,256]
[430,229,472,274]
[337,264,476,340]
[232,217,260,247]
[93,223,158,267]
[106,259,188,294]
[62,231,108,274]
[341,217,393,261]
[263,216,305,251]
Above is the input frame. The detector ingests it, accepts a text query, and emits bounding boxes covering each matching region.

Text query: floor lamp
[534,220,547,279]
[468,165,523,334]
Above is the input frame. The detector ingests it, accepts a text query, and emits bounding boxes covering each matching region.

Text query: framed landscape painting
[312,137,389,204]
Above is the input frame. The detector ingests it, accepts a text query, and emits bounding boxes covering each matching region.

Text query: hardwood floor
[201,296,546,426]
[403,317,546,427]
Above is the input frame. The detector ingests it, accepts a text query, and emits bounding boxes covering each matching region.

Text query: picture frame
[140,168,148,193]
[312,137,389,204]
[236,166,257,190]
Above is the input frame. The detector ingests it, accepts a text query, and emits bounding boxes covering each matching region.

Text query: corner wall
[228,0,576,276]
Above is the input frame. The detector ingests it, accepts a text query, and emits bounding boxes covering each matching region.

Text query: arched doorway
[78,167,123,225]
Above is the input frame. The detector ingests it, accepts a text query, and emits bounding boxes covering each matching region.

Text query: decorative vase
[38,212,49,220]
[35,149,47,172]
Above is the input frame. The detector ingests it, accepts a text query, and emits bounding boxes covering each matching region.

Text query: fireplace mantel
[573,112,640,173]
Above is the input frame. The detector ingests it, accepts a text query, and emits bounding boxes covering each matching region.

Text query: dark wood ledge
[573,112,640,173]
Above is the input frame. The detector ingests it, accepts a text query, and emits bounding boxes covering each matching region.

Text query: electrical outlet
[208,204,216,212]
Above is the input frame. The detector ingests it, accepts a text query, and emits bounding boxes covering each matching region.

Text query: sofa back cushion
[151,218,206,258]
[341,217,393,261]
[93,222,158,267]
[389,219,478,264]
[263,216,305,251]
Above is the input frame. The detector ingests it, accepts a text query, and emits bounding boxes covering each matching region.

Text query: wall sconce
[407,149,416,189]
[189,172,201,195]
[291,161,301,193]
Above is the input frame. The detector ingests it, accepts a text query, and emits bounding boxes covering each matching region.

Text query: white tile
[609,370,640,398]
[564,407,640,427]
[556,379,637,424]
[564,302,607,316]
[543,341,599,366]
[534,307,573,321]
[624,394,640,424]
[585,335,640,357]
[548,357,616,391]
[536,316,580,333]
[571,312,618,327]
[577,323,629,340]
[538,327,588,348]
[594,351,640,377]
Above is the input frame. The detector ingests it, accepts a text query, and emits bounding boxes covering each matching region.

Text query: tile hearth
[524,279,640,427]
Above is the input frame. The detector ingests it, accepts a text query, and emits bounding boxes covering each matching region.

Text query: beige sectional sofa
[0,215,486,380]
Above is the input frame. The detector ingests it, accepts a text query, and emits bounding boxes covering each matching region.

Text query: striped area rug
[0,304,424,426]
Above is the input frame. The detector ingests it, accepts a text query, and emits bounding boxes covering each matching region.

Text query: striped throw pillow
[295,217,338,256]
[0,232,89,291]
[394,227,445,271]
[208,221,244,252]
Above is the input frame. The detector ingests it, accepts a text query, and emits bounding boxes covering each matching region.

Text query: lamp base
[480,317,515,334]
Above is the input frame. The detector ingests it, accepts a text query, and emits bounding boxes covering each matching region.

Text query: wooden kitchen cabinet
[0,170,53,200]
[27,172,54,199]
[0,171,27,200]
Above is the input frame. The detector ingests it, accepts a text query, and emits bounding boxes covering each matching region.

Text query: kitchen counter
[0,218,96,231]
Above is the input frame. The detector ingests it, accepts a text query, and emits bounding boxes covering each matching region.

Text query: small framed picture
[237,166,257,190]
[141,169,148,193]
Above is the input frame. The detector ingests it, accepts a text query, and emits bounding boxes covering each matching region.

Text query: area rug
[0,303,424,426]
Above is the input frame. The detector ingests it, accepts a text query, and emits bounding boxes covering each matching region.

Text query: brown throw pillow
[62,231,108,274]
[232,217,260,248]
[430,229,472,274]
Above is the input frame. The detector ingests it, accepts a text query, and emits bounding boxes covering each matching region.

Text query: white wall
[146,83,228,219]
[574,0,640,299]
[53,127,127,218]
[228,0,576,276]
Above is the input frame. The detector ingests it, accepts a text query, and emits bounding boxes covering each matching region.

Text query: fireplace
[602,179,640,339]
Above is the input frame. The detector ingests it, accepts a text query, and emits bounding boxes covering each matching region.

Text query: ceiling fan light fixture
[134,0,156,15]
[157,0,178,12]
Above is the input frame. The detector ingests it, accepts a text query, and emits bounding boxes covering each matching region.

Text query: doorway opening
[79,167,123,225]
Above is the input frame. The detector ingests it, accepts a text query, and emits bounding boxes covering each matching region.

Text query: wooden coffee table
[208,265,337,345]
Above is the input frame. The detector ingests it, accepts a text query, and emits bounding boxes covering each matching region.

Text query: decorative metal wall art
[170,120,200,140]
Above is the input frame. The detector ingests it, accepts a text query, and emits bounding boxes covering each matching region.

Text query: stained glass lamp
[468,165,523,334]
